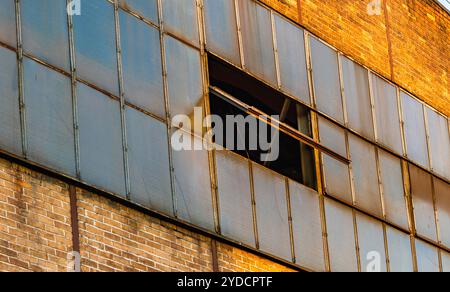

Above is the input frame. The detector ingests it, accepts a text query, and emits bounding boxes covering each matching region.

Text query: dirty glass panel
[289,180,325,271]
[310,37,343,123]
[0,47,21,155]
[349,134,382,217]
[22,0,70,70]
[77,83,126,197]
[0,0,16,47]
[371,74,402,154]
[322,155,352,204]
[162,0,199,46]
[253,164,291,261]
[386,226,414,272]
[216,151,255,247]
[442,251,450,272]
[274,14,309,104]
[165,36,203,119]
[426,108,450,180]
[172,135,214,231]
[238,0,277,85]
[119,0,158,24]
[341,56,374,139]
[318,116,347,158]
[24,58,75,176]
[204,0,240,66]
[409,164,437,242]
[325,199,358,272]
[356,213,387,272]
[416,239,440,272]
[378,150,409,230]
[401,92,429,169]
[434,178,450,248]
[73,0,119,95]
[125,107,172,216]
[120,11,165,118]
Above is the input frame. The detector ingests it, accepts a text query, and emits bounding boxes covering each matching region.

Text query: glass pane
[434,178,450,248]
[21,0,70,70]
[372,74,402,154]
[415,239,440,272]
[162,0,199,45]
[322,155,352,204]
[125,107,172,216]
[318,116,347,158]
[349,135,382,217]
[77,83,126,197]
[0,47,21,155]
[74,0,119,95]
[386,226,414,272]
[172,135,214,231]
[216,150,255,247]
[379,150,409,230]
[0,0,16,47]
[442,251,450,272]
[325,199,358,272]
[253,164,291,261]
[401,92,429,169]
[120,11,165,118]
[238,0,277,85]
[119,0,158,23]
[204,0,240,66]
[289,180,325,271]
[342,57,374,139]
[426,108,450,180]
[310,37,343,123]
[356,213,387,272]
[274,15,309,104]
[24,58,75,176]
[165,36,203,118]
[409,164,437,242]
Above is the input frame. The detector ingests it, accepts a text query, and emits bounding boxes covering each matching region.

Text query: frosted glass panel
[356,213,387,272]
[318,116,347,158]
[172,135,214,231]
[402,92,429,169]
[74,0,119,95]
[77,83,126,197]
[289,181,325,271]
[410,164,437,242]
[119,0,158,23]
[372,74,402,154]
[386,226,414,272]
[0,47,21,155]
[274,14,310,104]
[342,56,374,139]
[216,151,255,247]
[322,155,352,204]
[24,58,75,176]
[165,36,203,117]
[379,150,408,230]
[442,251,450,272]
[310,37,343,123]
[349,135,382,217]
[120,11,165,118]
[416,239,440,272]
[125,107,172,216]
[0,0,16,47]
[325,199,358,272]
[238,0,277,85]
[426,108,450,180]
[253,164,291,261]
[434,178,450,248]
[162,0,199,45]
[21,0,69,70]
[204,0,240,65]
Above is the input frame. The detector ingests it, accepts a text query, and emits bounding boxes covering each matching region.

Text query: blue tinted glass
[119,0,158,23]
[0,0,16,47]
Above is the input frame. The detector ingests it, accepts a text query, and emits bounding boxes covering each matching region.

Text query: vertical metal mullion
[397,89,408,158]
[270,11,281,90]
[113,0,131,199]
[352,209,362,272]
[234,0,245,69]
[248,161,259,249]
[375,147,387,220]
[285,178,296,264]
[382,223,391,272]
[304,31,315,107]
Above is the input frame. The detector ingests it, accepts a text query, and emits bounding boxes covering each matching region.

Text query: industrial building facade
[0,0,448,272]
